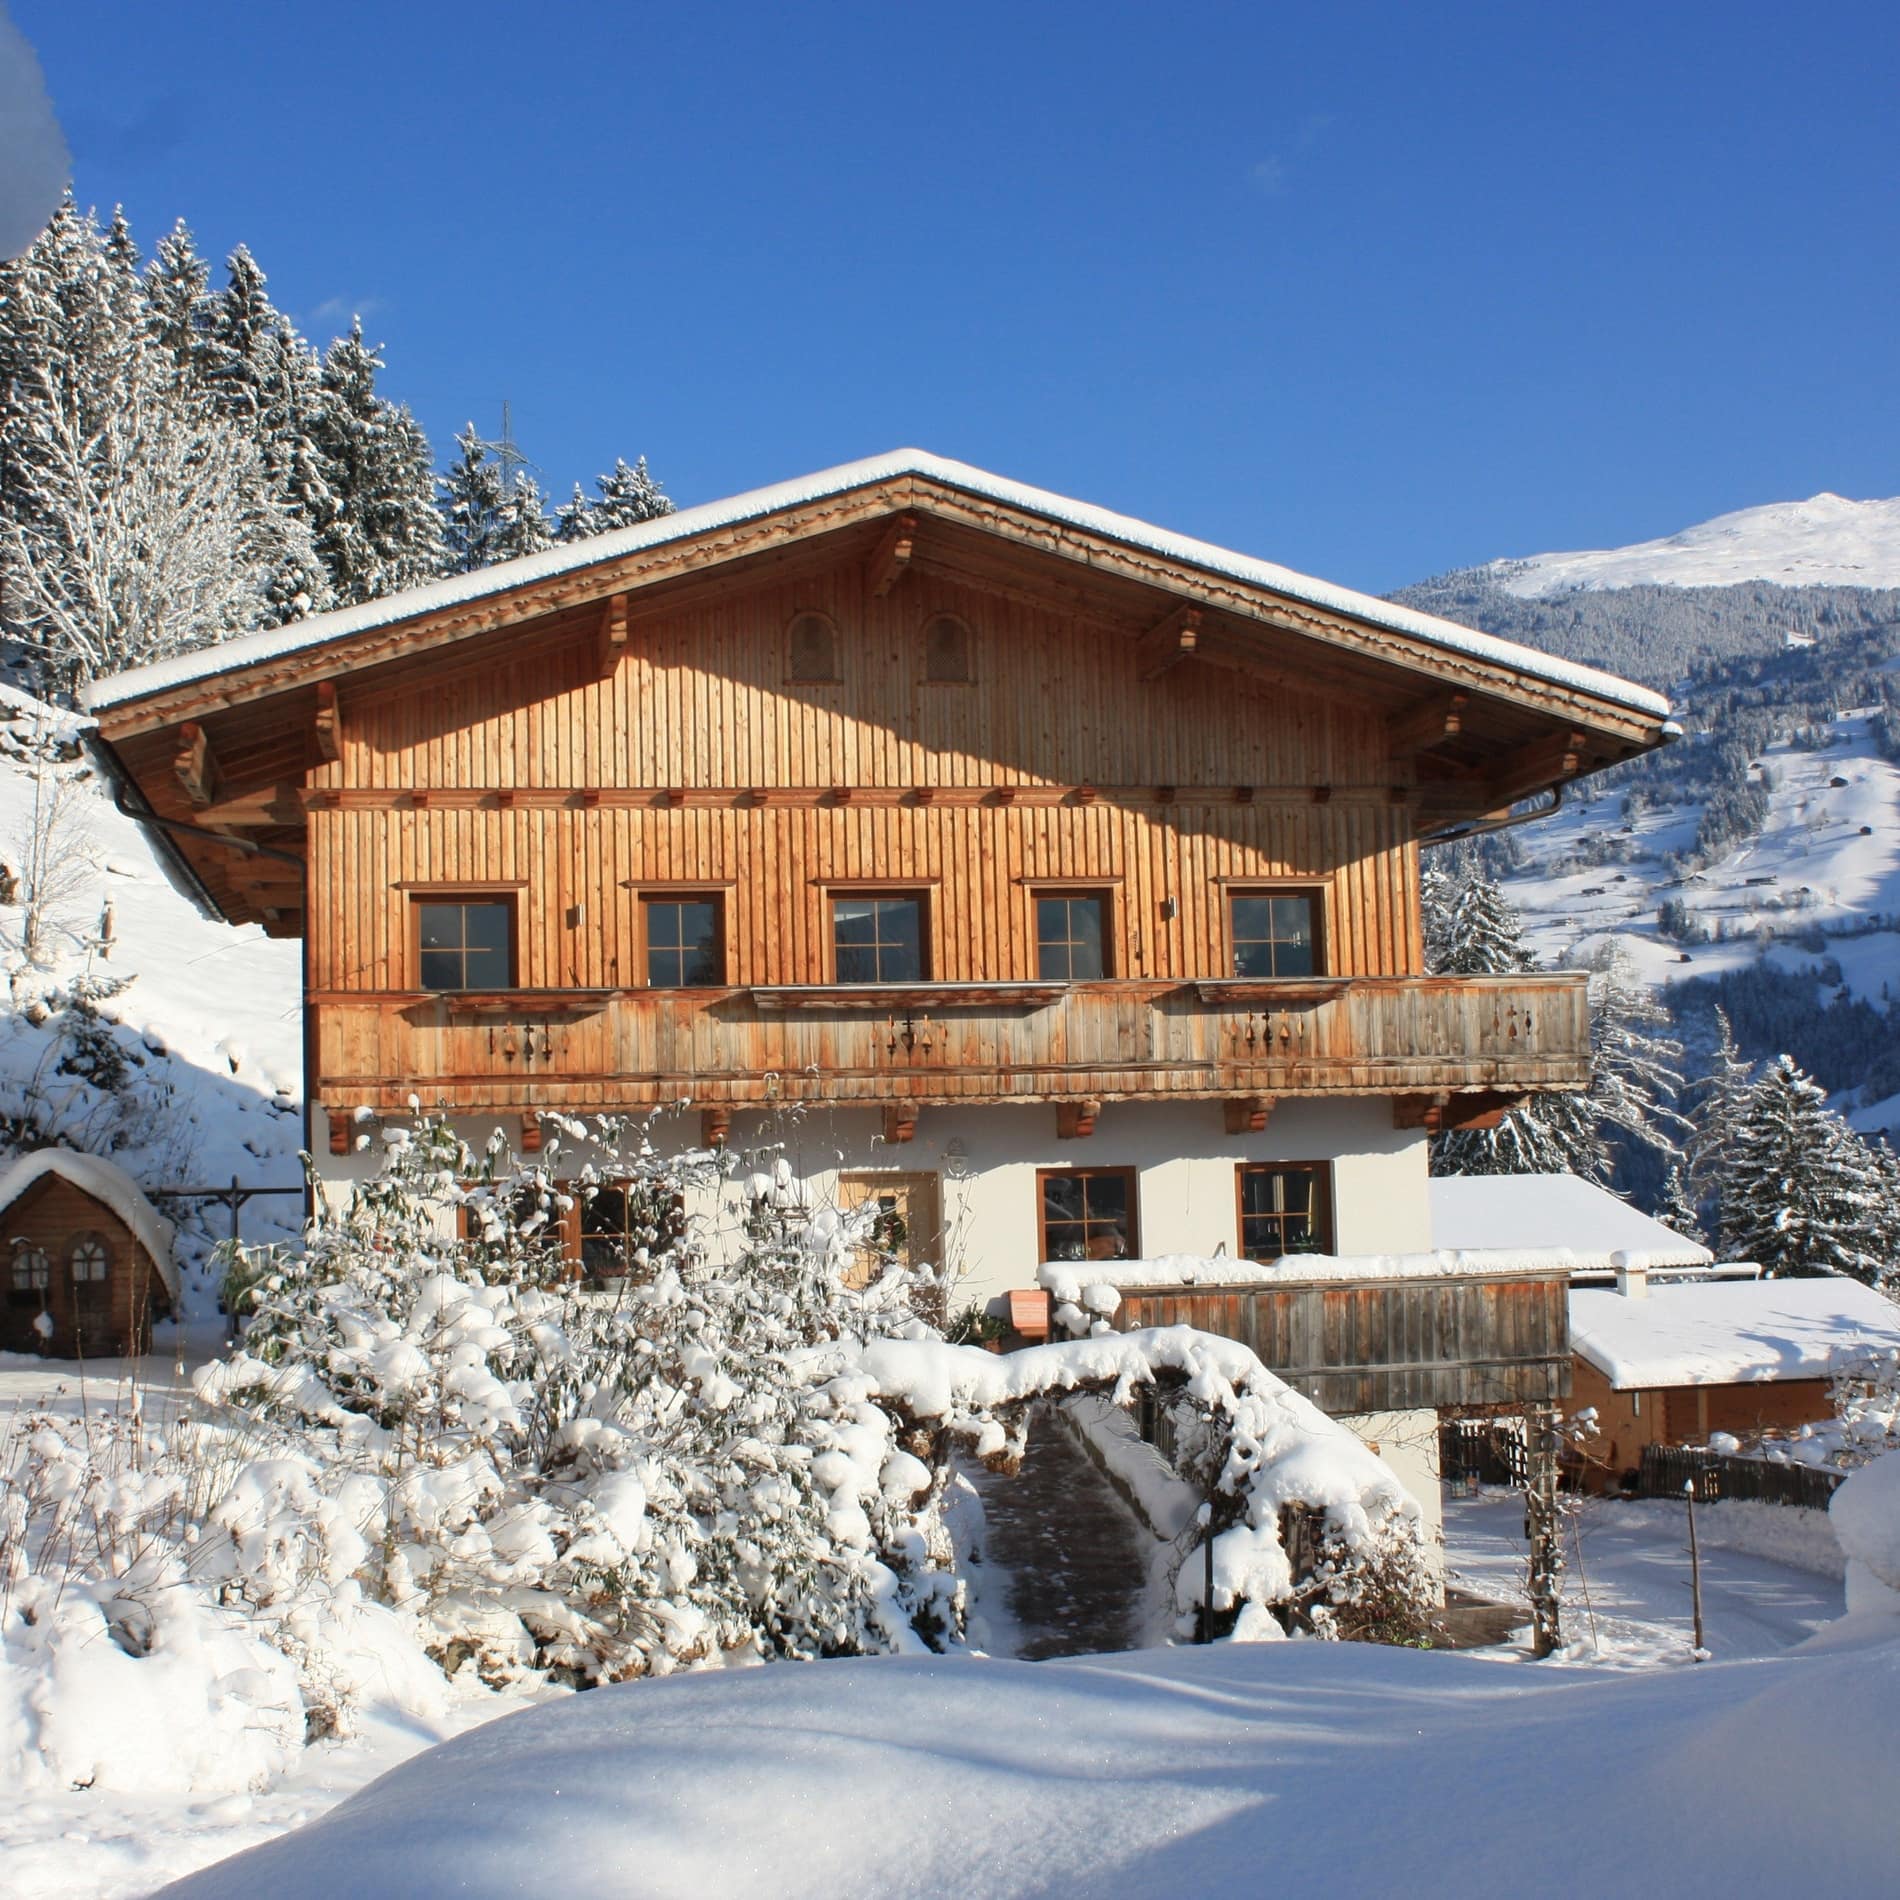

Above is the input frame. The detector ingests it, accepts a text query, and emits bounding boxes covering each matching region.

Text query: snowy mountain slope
[1490,493,1900,598]
[0,688,305,1308]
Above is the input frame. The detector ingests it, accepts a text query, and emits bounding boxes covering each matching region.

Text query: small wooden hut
[0,1150,178,1358]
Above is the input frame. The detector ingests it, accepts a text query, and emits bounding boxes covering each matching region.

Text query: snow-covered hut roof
[0,1149,179,1298]
[1568,1277,1900,1389]
[1430,1173,1713,1272]
[84,448,1671,721]
[1041,1248,1578,1297]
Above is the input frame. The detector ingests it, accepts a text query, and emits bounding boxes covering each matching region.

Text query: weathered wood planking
[1116,1275,1572,1412]
[310,972,1590,1115]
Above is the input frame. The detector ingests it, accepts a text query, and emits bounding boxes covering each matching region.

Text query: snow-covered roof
[0,1149,179,1297]
[1042,1249,1579,1296]
[84,449,1672,721]
[1569,1277,1900,1389]
[1430,1173,1713,1272]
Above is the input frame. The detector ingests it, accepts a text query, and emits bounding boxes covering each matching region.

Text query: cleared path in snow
[965,1407,1152,1660]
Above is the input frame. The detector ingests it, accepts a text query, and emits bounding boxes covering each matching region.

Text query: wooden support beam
[193,782,306,827]
[1483,729,1589,809]
[700,1107,731,1149]
[881,1104,918,1145]
[596,593,630,677]
[327,1109,351,1156]
[313,681,340,763]
[172,723,221,809]
[1135,604,1201,680]
[1223,1096,1276,1135]
[865,513,919,597]
[1056,1098,1101,1140]
[1394,1090,1526,1134]
[519,1113,543,1155]
[1385,691,1469,758]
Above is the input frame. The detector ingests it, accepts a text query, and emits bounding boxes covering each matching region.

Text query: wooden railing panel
[312,972,1589,1115]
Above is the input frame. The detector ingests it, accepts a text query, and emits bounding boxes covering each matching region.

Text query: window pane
[1231,895,1272,943]
[419,950,462,990]
[646,900,720,987]
[834,899,878,945]
[925,617,971,682]
[465,942,511,988]
[464,904,511,954]
[1080,1173,1129,1227]
[418,904,461,951]
[1233,938,1275,979]
[879,901,922,980]
[790,615,836,681]
[837,944,877,984]
[1043,1173,1086,1222]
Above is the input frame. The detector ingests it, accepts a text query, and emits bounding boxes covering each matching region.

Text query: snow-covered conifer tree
[437,422,508,574]
[142,219,213,386]
[1585,940,1687,1166]
[1655,1164,1707,1247]
[553,455,672,541]
[1719,1056,1893,1282]
[309,317,443,603]
[1684,1005,1752,1222]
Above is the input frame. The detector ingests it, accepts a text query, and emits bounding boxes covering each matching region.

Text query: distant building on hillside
[0,1149,177,1357]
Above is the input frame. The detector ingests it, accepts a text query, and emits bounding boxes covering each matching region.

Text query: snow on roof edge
[84,449,1672,722]
[0,1148,179,1297]
[1040,1247,1582,1293]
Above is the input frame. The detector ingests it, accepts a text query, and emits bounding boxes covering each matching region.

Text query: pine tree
[1586,941,1688,1164]
[437,422,508,574]
[1719,1055,1893,1282]
[553,455,672,541]
[142,219,212,386]
[497,470,553,563]
[1656,1165,1707,1247]
[1684,1005,1752,1221]
[309,317,443,603]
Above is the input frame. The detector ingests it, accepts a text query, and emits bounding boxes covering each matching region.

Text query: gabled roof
[85,448,1670,721]
[1569,1276,1900,1389]
[1430,1174,1713,1272]
[0,1148,180,1297]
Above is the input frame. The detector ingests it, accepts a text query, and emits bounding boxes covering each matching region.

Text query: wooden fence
[1636,1444,1845,1511]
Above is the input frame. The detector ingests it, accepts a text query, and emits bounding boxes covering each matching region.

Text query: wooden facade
[1115,1274,1571,1414]
[87,460,1675,1136]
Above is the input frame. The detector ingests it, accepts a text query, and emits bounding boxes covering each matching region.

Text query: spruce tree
[1656,1165,1707,1247]
[1586,941,1687,1165]
[309,317,443,603]
[143,219,213,386]
[438,422,508,574]
[1684,1005,1751,1222]
[1718,1055,1893,1282]
[553,455,672,541]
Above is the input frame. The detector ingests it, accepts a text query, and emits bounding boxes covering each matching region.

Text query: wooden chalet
[86,449,1675,1525]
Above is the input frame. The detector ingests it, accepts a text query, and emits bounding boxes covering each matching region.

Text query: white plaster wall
[313,1094,1431,1311]
[1335,1406,1446,1589]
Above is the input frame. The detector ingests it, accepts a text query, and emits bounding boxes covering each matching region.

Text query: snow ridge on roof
[0,1148,179,1297]
[1568,1276,1900,1389]
[84,449,1672,721]
[1430,1173,1713,1272]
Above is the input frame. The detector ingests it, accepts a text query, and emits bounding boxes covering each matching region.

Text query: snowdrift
[152,1632,1900,1900]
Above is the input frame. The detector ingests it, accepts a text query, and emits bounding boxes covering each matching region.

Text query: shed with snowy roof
[1567,1274,1900,1488]
[0,1150,178,1358]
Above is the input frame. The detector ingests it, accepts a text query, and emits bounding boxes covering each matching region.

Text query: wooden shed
[0,1150,178,1358]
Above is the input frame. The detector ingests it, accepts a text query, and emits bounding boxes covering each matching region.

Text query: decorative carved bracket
[1135,604,1201,680]
[313,681,341,763]
[882,1104,919,1145]
[597,593,630,677]
[1223,1096,1276,1135]
[1056,1098,1101,1139]
[327,1108,351,1155]
[519,1112,543,1154]
[173,723,221,809]
[1393,1090,1525,1133]
[1386,691,1468,759]
[866,513,918,597]
[701,1106,732,1149]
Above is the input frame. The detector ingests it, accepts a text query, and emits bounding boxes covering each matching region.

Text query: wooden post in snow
[1526,1403,1563,1659]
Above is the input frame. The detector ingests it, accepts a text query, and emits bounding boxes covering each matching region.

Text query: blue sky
[14,1,1900,591]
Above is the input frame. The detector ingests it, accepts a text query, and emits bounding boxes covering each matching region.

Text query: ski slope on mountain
[1490,492,1900,597]
[0,687,304,1309]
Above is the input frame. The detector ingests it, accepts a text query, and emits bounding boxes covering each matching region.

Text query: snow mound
[1493,492,1900,597]
[1831,1451,1900,1612]
[150,1635,1900,1900]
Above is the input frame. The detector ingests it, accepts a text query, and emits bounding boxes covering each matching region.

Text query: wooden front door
[836,1172,943,1290]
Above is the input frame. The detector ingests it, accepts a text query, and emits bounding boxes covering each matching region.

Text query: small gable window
[416,896,516,992]
[788,613,840,683]
[923,614,973,684]
[9,1244,50,1303]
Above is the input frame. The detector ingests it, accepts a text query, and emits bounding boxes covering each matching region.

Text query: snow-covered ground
[1444,1491,1845,1669]
[1490,491,1900,596]
[147,1620,1900,1900]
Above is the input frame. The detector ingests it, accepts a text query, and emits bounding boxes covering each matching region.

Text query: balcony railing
[310,971,1590,1115]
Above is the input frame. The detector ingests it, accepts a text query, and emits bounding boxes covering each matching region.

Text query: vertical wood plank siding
[308,568,1422,993]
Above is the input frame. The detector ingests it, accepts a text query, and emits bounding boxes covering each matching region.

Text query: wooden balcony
[310,971,1590,1117]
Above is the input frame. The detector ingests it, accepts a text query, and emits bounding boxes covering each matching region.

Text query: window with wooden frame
[922,613,974,683]
[577,1181,688,1286]
[832,891,928,984]
[641,894,724,987]
[1033,889,1111,980]
[415,895,516,991]
[1227,889,1322,979]
[9,1243,49,1305]
[1235,1163,1332,1261]
[787,611,841,683]
[1038,1167,1137,1262]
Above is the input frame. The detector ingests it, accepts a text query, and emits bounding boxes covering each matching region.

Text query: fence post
[1197,1500,1215,1644]
[1526,1403,1563,1659]
[1685,1478,1707,1660]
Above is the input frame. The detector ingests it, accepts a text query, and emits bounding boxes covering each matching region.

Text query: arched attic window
[70,1233,109,1283]
[787,612,841,683]
[922,614,974,684]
